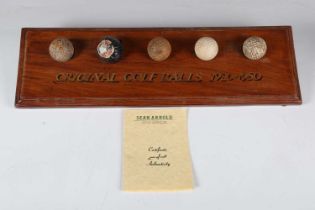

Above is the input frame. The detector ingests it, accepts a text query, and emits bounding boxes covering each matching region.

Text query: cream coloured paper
[122,109,194,192]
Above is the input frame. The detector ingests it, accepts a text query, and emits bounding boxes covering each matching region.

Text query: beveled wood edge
[18,26,292,32]
[287,26,302,103]
[15,95,302,108]
[15,28,28,107]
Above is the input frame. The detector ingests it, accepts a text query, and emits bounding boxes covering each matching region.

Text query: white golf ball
[194,37,219,61]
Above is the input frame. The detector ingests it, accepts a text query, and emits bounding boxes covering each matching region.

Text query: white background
[1,0,315,210]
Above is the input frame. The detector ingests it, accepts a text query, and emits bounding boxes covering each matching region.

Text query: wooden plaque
[15,26,302,107]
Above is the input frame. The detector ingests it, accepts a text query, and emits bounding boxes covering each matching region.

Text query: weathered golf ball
[49,37,74,62]
[147,37,172,61]
[97,36,123,63]
[243,36,267,60]
[194,37,219,61]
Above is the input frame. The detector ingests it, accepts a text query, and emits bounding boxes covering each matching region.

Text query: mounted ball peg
[97,36,123,63]
[49,37,74,62]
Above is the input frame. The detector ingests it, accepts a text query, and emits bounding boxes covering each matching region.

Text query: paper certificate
[122,109,194,192]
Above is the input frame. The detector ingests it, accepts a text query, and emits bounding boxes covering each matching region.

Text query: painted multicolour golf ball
[243,36,267,60]
[194,37,219,61]
[97,36,123,63]
[49,37,74,62]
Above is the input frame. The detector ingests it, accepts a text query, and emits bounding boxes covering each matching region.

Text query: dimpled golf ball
[195,37,219,61]
[243,36,267,60]
[147,37,172,61]
[194,37,219,61]
[49,37,74,62]
[97,36,123,63]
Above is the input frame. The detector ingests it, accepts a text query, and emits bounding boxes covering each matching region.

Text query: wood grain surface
[15,26,302,107]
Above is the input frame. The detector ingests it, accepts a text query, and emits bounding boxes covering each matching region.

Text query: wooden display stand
[15,26,302,107]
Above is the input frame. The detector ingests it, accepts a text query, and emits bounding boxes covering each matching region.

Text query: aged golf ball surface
[147,37,172,61]
[97,36,123,63]
[194,37,219,61]
[243,36,267,60]
[49,37,74,62]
